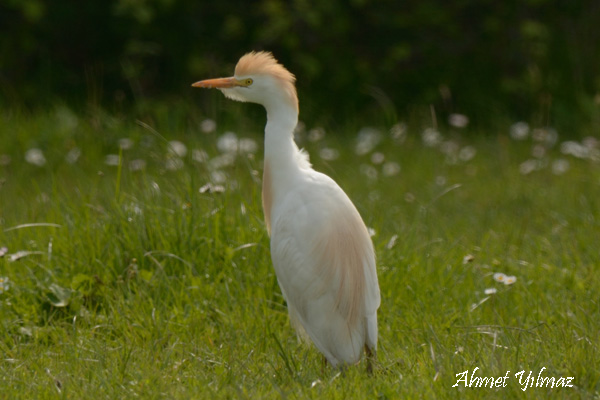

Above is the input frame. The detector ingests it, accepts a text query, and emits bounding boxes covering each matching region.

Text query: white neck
[264,103,301,172]
[261,101,304,234]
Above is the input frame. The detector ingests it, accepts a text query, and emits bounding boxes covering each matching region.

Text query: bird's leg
[320,354,328,375]
[365,345,376,374]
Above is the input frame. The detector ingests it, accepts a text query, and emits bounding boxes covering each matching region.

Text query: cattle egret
[192,51,380,371]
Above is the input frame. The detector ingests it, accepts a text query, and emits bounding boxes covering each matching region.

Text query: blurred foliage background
[1,0,599,132]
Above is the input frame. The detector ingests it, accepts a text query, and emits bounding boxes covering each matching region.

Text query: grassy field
[0,105,599,399]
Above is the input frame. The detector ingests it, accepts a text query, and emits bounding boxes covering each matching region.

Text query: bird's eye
[245,78,253,86]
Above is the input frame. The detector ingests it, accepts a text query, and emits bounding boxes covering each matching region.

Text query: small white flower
[459,146,476,162]
[390,123,407,143]
[65,147,81,164]
[422,128,442,147]
[119,138,134,150]
[440,141,459,155]
[199,183,225,193]
[382,162,400,177]
[239,138,259,153]
[200,119,216,133]
[552,159,569,175]
[129,159,146,171]
[370,152,385,164]
[560,138,600,161]
[510,122,529,140]
[210,170,227,183]
[25,148,46,166]
[192,149,209,163]
[217,132,238,153]
[448,113,469,128]
[484,288,497,295]
[355,127,381,155]
[360,164,378,181]
[308,127,326,142]
[503,276,517,285]
[319,148,339,161]
[532,144,546,159]
[560,141,586,158]
[532,128,558,146]
[168,141,188,158]
[435,176,447,186]
[104,154,120,166]
[209,154,236,169]
[494,272,517,285]
[519,159,540,175]
[367,227,376,237]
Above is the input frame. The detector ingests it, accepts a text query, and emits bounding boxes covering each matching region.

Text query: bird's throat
[262,105,301,235]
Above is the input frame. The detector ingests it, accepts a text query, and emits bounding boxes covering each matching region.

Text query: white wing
[269,170,380,366]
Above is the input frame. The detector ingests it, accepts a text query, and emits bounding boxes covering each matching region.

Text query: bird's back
[269,170,380,366]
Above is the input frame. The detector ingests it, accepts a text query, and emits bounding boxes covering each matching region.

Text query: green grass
[1,105,599,399]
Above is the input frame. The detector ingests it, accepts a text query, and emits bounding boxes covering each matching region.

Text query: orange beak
[192,77,237,89]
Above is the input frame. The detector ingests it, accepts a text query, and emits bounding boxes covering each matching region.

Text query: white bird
[193,51,380,371]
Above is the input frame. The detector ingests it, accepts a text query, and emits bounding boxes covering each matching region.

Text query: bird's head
[192,51,298,113]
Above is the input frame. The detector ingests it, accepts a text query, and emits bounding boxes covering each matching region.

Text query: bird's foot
[365,344,376,375]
